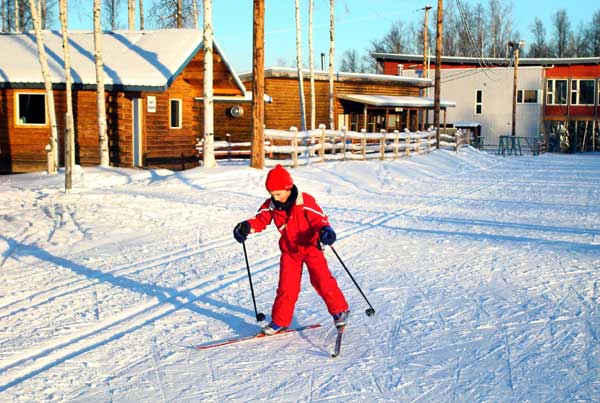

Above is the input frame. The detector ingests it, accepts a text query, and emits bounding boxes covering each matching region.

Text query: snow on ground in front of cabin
[0,148,599,402]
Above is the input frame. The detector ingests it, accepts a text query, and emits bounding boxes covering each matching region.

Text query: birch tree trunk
[308,0,315,130]
[192,0,198,29]
[177,0,182,28]
[94,0,109,166]
[29,0,58,173]
[202,0,216,167]
[294,0,306,131]
[14,0,19,31]
[138,0,144,30]
[59,0,75,188]
[128,0,134,30]
[328,0,335,129]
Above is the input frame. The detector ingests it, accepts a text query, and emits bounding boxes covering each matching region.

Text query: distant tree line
[0,0,201,31]
[341,0,600,73]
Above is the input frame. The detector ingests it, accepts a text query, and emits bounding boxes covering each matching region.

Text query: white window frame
[169,99,182,129]
[517,89,539,104]
[475,89,482,115]
[546,79,568,105]
[15,92,48,126]
[571,79,595,105]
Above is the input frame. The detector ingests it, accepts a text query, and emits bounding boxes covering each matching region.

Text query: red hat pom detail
[265,164,294,191]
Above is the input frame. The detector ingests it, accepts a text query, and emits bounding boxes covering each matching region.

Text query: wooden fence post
[342,127,347,160]
[393,130,399,159]
[405,129,411,156]
[290,126,298,167]
[319,123,326,162]
[361,129,367,160]
[379,129,386,160]
[416,133,421,154]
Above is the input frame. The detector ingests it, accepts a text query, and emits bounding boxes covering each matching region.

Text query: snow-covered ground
[1,148,598,402]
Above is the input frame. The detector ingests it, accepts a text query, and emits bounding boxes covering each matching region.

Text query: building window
[571,79,595,105]
[16,93,46,125]
[169,99,182,129]
[517,90,538,104]
[547,79,568,105]
[475,90,482,114]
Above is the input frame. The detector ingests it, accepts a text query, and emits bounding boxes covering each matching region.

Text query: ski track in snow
[0,149,599,402]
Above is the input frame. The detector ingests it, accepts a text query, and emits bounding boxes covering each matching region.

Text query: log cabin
[234,67,454,141]
[0,29,251,173]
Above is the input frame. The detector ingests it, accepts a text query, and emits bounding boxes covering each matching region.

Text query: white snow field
[0,148,598,402]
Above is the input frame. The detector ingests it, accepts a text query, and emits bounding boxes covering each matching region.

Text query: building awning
[337,94,456,108]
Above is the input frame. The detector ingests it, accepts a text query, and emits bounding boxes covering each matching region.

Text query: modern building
[373,53,600,152]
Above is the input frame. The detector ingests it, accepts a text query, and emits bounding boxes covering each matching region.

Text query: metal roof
[372,53,600,66]
[238,67,433,87]
[337,94,456,108]
[0,29,246,93]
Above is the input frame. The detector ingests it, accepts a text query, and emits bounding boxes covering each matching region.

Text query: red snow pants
[271,245,348,327]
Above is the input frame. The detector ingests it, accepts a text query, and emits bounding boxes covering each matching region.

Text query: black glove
[233,221,251,243]
[319,226,336,245]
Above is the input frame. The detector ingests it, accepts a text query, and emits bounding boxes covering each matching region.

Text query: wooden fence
[197,126,471,167]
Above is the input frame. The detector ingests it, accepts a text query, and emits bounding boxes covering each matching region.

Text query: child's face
[270,189,291,203]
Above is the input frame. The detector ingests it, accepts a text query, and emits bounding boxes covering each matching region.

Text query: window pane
[579,80,595,104]
[170,99,181,128]
[18,94,46,124]
[517,90,523,103]
[476,90,482,103]
[547,80,553,92]
[556,80,568,105]
[476,104,482,114]
[523,90,538,103]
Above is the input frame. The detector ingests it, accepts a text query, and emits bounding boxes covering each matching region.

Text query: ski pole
[242,241,266,322]
[330,245,376,317]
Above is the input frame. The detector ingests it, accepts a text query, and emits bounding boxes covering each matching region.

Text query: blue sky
[69,0,599,73]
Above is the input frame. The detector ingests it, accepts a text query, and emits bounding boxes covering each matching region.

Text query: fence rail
[197,126,471,167]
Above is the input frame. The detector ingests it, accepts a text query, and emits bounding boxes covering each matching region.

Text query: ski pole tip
[256,312,266,322]
[366,308,375,317]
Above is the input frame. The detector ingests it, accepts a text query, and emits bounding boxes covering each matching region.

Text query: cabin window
[547,79,567,105]
[517,90,538,104]
[475,90,482,115]
[571,79,595,105]
[16,93,47,125]
[170,99,182,129]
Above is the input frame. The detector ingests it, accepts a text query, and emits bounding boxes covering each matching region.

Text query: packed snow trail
[0,149,598,402]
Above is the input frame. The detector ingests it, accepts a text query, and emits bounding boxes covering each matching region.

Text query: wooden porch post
[251,0,265,169]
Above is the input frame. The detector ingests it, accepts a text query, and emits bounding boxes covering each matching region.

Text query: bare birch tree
[59,0,74,187]
[308,0,315,130]
[128,0,134,30]
[328,0,334,130]
[94,0,109,166]
[192,0,197,28]
[28,0,58,173]
[14,0,19,30]
[294,0,306,132]
[203,0,216,167]
[138,0,144,29]
[148,0,194,28]
[103,0,122,30]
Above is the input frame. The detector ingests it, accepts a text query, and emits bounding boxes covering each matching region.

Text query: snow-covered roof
[238,67,432,88]
[337,94,456,108]
[453,120,482,127]
[372,52,600,66]
[0,29,246,93]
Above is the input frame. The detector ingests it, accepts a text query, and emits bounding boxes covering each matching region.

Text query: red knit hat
[265,164,293,192]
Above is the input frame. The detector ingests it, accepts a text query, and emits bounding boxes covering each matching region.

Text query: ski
[331,325,345,358]
[193,324,321,351]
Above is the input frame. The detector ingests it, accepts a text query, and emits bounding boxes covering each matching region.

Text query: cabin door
[132,98,143,166]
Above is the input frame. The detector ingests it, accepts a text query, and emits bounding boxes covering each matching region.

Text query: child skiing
[233,164,350,335]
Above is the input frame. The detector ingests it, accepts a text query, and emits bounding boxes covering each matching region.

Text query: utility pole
[508,40,524,137]
[251,0,265,169]
[422,5,432,79]
[433,0,443,148]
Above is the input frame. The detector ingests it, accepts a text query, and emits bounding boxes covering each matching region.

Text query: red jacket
[247,189,330,254]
